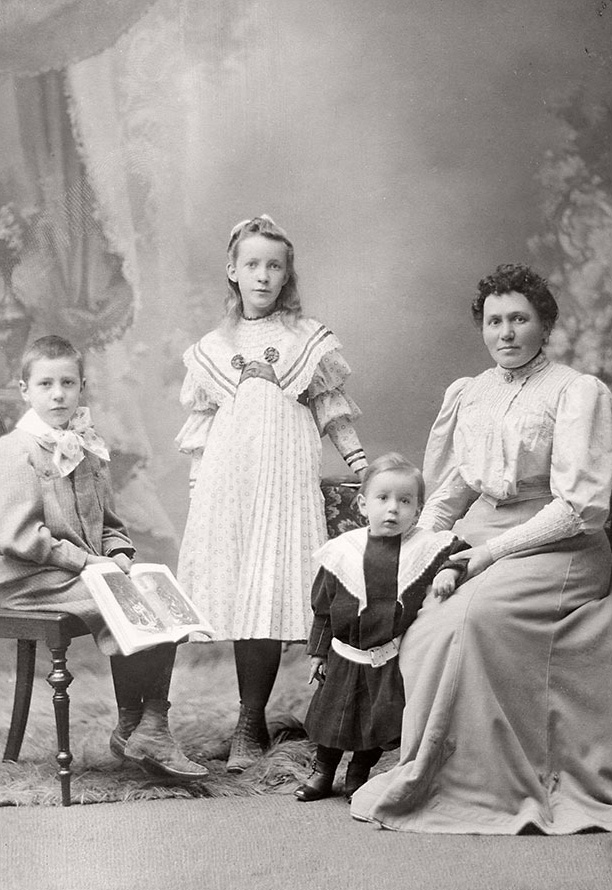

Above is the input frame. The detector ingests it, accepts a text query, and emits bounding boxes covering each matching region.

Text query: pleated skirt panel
[178,378,327,641]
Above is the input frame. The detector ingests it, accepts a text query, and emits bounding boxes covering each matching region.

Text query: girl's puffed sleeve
[175,367,219,495]
[175,369,218,454]
[419,377,480,532]
[487,373,612,560]
[309,350,367,475]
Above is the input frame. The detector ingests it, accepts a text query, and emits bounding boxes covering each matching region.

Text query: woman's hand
[308,656,327,685]
[448,544,493,580]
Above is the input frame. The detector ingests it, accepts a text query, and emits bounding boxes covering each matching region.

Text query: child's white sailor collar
[313,526,457,614]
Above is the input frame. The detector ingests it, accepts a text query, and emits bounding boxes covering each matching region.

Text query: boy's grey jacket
[0,428,133,593]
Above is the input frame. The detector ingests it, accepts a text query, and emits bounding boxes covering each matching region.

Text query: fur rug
[0,639,397,807]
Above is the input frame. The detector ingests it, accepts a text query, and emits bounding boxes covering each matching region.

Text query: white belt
[331,635,403,669]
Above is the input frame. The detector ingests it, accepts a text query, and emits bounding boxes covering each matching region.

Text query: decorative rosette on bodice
[182,314,343,407]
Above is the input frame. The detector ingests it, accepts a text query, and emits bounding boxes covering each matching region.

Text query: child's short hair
[21,335,84,383]
[360,452,425,507]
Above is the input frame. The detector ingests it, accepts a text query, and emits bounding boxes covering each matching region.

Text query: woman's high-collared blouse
[419,357,612,561]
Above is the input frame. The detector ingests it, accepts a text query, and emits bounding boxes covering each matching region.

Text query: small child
[295,452,468,802]
[0,335,207,781]
[176,215,368,772]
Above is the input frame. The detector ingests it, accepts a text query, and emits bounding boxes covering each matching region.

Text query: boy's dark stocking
[294,745,343,802]
[111,644,208,780]
[226,639,281,773]
[344,747,383,801]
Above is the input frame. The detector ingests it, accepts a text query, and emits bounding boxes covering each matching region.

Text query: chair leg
[3,639,37,763]
[46,644,74,807]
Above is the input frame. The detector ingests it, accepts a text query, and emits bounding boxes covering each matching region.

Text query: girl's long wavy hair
[224,216,302,327]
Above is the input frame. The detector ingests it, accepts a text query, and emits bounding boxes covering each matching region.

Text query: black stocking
[316,745,344,769]
[349,747,383,770]
[110,644,177,708]
[233,639,282,710]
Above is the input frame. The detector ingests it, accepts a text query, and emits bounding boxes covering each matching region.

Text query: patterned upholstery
[321,476,367,539]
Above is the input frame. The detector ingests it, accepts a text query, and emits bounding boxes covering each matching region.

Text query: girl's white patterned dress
[176,313,361,641]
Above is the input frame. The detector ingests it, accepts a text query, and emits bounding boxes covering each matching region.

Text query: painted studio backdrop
[0,0,610,567]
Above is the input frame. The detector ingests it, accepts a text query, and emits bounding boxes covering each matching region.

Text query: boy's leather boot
[123,700,209,780]
[294,760,336,802]
[109,706,143,760]
[226,703,270,773]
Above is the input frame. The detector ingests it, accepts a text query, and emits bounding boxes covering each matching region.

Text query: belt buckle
[368,646,387,668]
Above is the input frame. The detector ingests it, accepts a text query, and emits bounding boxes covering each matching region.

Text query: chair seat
[0,609,89,646]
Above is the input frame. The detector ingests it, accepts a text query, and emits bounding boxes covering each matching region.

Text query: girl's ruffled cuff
[179,369,217,412]
[326,417,367,474]
[311,389,362,434]
[175,411,216,453]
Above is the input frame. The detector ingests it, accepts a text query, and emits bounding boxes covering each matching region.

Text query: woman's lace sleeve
[309,350,367,474]
[487,374,612,560]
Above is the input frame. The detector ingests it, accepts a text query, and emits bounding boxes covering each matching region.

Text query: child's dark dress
[304,527,468,751]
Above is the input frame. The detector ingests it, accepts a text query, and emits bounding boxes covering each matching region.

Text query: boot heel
[122,700,209,780]
[227,703,269,773]
[109,706,143,761]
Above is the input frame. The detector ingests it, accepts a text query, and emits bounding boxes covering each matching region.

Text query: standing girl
[176,216,367,772]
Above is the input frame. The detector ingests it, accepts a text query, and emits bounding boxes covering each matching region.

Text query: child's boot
[123,699,209,780]
[109,706,143,760]
[344,747,383,801]
[226,703,270,773]
[344,761,372,802]
[294,759,337,802]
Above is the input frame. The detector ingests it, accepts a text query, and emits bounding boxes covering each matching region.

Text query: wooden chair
[0,609,89,806]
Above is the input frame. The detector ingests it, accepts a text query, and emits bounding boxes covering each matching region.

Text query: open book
[81,563,215,656]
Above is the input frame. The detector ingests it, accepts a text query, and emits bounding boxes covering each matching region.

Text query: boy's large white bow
[17,407,110,476]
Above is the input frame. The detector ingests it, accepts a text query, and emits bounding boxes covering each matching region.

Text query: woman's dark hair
[471,264,559,331]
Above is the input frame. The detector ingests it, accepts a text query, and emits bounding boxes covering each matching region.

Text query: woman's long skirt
[351,496,612,834]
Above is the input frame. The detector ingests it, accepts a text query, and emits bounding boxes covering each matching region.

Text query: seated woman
[351,263,612,834]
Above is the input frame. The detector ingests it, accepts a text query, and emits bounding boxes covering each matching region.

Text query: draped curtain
[0,0,179,563]
[0,1,158,75]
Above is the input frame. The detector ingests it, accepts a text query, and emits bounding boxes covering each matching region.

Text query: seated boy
[0,335,207,780]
